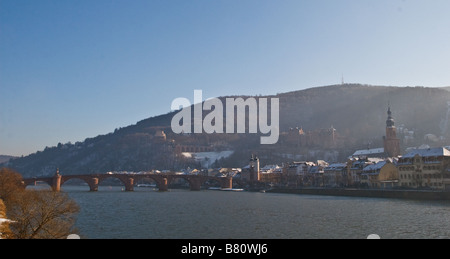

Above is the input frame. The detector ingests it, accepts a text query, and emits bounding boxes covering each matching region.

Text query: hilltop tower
[383,106,401,157]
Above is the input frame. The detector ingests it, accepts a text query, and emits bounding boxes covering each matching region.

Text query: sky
[1,0,450,156]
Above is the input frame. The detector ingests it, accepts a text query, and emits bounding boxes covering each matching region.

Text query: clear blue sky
[1,0,450,156]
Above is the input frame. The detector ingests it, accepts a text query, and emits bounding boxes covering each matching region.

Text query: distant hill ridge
[0,155,17,164]
[3,83,450,177]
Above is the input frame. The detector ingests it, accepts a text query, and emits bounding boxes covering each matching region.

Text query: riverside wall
[266,188,450,201]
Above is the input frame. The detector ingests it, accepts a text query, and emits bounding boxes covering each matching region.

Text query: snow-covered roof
[309,166,324,174]
[401,147,450,158]
[291,161,316,167]
[362,161,387,172]
[324,163,347,171]
[367,157,385,163]
[352,148,385,157]
[261,165,280,170]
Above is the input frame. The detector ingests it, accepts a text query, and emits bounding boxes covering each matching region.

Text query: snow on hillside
[181,151,234,168]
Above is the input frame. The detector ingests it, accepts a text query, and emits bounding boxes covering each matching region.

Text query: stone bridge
[23,172,234,192]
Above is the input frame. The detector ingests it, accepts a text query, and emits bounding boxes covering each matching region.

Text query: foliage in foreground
[0,168,80,239]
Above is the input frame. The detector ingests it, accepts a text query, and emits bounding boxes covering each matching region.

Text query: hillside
[280,84,450,137]
[0,156,16,164]
[3,84,450,177]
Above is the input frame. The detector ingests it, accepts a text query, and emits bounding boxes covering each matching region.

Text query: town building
[281,126,338,149]
[283,161,316,187]
[259,167,282,184]
[360,159,399,188]
[175,144,214,153]
[397,147,450,190]
[351,148,385,159]
[323,163,347,187]
[304,164,326,187]
[154,130,167,142]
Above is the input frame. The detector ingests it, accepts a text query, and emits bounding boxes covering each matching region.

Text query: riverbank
[266,188,450,201]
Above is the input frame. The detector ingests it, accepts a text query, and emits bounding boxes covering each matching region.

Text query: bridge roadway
[23,172,233,192]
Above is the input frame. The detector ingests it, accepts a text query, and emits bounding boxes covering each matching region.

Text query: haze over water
[62,186,450,239]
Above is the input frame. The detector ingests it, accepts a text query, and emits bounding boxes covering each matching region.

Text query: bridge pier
[125,177,134,191]
[221,177,233,189]
[52,171,62,192]
[190,178,202,191]
[89,178,99,192]
[158,178,168,192]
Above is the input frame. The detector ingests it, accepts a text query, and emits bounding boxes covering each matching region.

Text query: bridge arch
[206,176,232,189]
[133,175,168,191]
[134,176,158,187]
[61,175,100,192]
[203,177,225,188]
[97,175,134,191]
[167,175,194,190]
[231,178,245,188]
[60,177,91,191]
[167,175,232,191]
[23,178,53,190]
[97,175,127,186]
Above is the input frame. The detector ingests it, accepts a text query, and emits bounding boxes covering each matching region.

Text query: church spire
[386,105,395,128]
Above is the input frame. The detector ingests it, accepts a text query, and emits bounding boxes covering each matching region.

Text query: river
[61,186,450,239]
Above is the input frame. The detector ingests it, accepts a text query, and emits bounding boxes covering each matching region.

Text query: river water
[61,186,450,239]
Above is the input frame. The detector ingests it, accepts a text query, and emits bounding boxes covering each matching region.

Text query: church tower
[383,106,401,157]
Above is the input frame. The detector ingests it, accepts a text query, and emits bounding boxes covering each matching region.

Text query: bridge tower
[52,168,62,192]
[249,154,260,182]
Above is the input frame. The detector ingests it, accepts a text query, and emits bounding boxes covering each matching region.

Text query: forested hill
[0,155,17,164]
[4,84,450,177]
